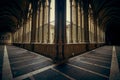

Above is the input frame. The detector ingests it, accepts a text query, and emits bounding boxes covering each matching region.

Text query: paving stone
[34,69,70,80]
[69,60,110,76]
[54,64,108,80]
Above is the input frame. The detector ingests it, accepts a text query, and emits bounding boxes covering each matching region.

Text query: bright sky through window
[50,0,55,25]
[50,0,70,25]
[66,0,70,25]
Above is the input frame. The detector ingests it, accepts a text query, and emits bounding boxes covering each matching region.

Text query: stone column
[83,0,89,43]
[48,0,51,43]
[30,1,38,51]
[26,20,29,42]
[18,27,22,43]
[17,28,20,43]
[94,18,98,43]
[83,0,89,50]
[91,16,94,42]
[55,0,66,61]
[36,9,39,43]
[101,26,105,43]
[41,0,46,43]
[15,32,17,43]
[75,0,79,43]
[22,22,27,43]
[16,31,18,43]
[29,17,32,43]
[72,0,76,43]
[31,1,38,44]
[99,29,101,43]
[82,6,84,42]
[12,33,15,43]
[13,32,15,43]
[88,9,91,43]
[96,19,102,43]
[37,6,40,42]
[79,0,82,42]
[102,27,105,42]
[20,27,23,43]
[37,1,41,42]
[70,0,73,43]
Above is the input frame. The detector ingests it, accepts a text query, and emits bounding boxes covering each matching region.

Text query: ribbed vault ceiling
[91,0,120,28]
[0,0,120,33]
[0,0,29,33]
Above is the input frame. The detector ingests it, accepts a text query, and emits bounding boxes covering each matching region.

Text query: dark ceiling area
[0,0,120,44]
[106,22,120,45]
[0,0,28,33]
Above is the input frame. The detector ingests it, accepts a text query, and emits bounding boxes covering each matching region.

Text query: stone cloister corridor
[0,0,120,80]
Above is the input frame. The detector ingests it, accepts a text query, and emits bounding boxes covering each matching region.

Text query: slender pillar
[99,27,102,42]
[79,0,82,42]
[101,28,103,42]
[89,9,94,43]
[30,1,38,51]
[83,0,89,50]
[94,18,97,43]
[18,28,20,43]
[48,0,51,43]
[18,28,22,43]
[82,7,84,42]
[26,21,29,42]
[14,32,16,43]
[16,31,18,43]
[70,0,73,43]
[41,0,45,43]
[12,33,14,43]
[27,19,30,43]
[39,6,42,43]
[38,1,41,42]
[93,17,97,47]
[36,9,39,42]
[29,17,32,43]
[22,22,27,43]
[76,0,78,42]
[91,16,94,42]
[101,25,104,43]
[31,1,38,43]
[83,0,89,43]
[15,31,17,43]
[72,1,76,43]
[88,9,91,42]
[20,27,23,43]
[102,27,105,42]
[15,32,17,43]
[98,19,100,42]
[15,32,16,43]
[12,33,15,43]
[98,18,105,42]
[17,31,19,43]
[21,22,24,44]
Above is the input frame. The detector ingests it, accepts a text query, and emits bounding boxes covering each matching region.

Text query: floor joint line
[52,68,76,80]
[109,46,120,80]
[2,45,13,80]
[68,63,109,78]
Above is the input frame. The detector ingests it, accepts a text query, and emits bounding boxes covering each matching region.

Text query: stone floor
[0,45,120,80]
